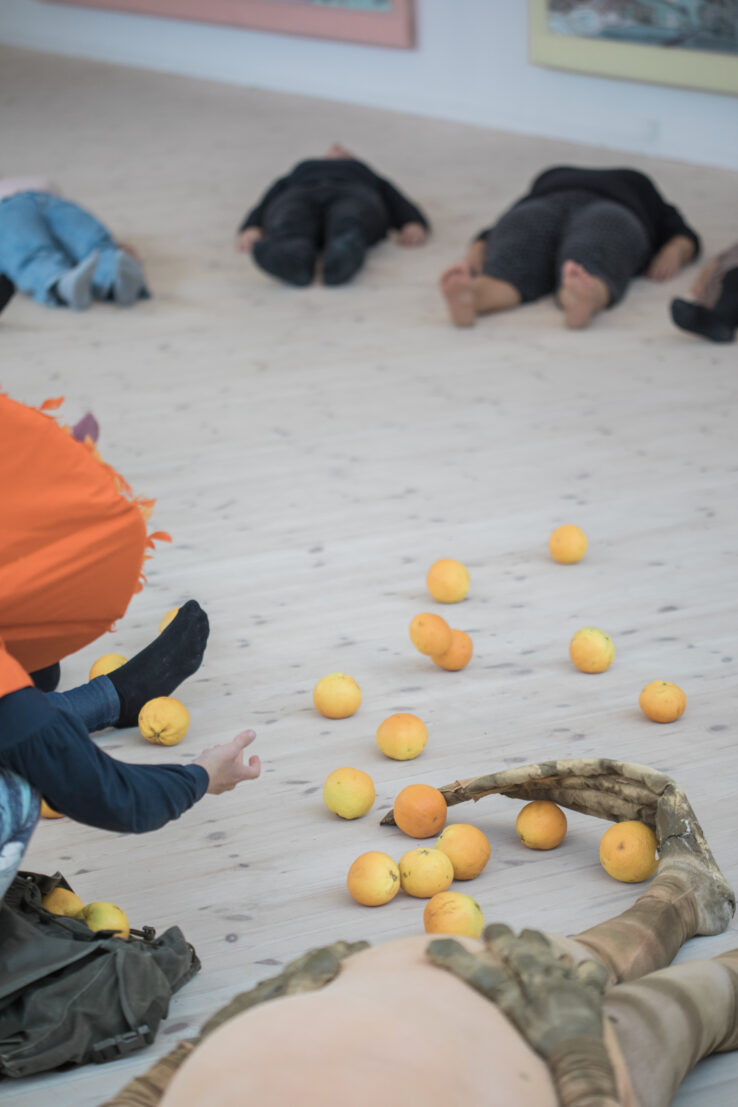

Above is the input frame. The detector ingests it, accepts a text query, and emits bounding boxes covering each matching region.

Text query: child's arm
[375,176,430,235]
[237,176,291,235]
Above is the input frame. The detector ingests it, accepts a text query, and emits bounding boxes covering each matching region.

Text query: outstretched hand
[397,222,427,247]
[647,235,695,281]
[236,227,264,253]
[195,730,261,794]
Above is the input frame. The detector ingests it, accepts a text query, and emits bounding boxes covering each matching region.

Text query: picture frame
[528,0,738,96]
[42,0,416,49]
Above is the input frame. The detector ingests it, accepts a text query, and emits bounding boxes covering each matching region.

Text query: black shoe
[323,230,366,286]
[670,299,735,343]
[0,274,15,315]
[253,239,315,287]
[30,662,61,692]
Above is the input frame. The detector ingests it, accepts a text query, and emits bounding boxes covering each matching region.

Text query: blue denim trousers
[0,191,124,305]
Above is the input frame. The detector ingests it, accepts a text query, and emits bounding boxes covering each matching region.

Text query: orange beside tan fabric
[0,393,153,676]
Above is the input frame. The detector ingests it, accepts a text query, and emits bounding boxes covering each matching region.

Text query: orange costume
[0,393,168,696]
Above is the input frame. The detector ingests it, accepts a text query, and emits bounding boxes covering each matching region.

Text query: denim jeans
[0,768,39,902]
[0,191,124,305]
[47,675,120,733]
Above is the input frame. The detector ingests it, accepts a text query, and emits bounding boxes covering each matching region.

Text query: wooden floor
[2,44,738,1106]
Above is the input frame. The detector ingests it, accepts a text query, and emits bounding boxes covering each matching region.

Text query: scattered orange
[89,653,128,680]
[569,627,614,673]
[638,681,686,723]
[424,891,485,937]
[79,902,130,938]
[549,525,588,564]
[435,823,491,880]
[399,848,454,898]
[600,821,658,883]
[426,559,470,603]
[313,673,362,718]
[515,800,567,850]
[40,799,63,819]
[432,629,473,671]
[158,607,179,633]
[376,713,428,761]
[409,613,452,657]
[347,852,401,907]
[138,696,190,746]
[41,887,85,916]
[394,783,447,839]
[323,767,375,819]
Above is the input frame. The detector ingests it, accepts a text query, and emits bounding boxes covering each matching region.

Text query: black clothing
[477,167,700,261]
[0,686,208,834]
[482,189,651,305]
[0,274,14,315]
[671,268,738,343]
[240,158,428,235]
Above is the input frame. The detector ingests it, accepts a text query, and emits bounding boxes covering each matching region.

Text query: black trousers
[263,181,389,249]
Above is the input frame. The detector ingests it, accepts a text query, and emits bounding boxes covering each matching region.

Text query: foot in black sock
[107,600,210,727]
[31,662,61,692]
[671,299,736,343]
[323,229,366,286]
[252,238,316,287]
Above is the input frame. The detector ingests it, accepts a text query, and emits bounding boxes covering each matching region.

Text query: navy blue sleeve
[0,687,209,834]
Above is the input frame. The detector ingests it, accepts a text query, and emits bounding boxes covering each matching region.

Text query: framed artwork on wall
[42,0,416,48]
[528,0,738,96]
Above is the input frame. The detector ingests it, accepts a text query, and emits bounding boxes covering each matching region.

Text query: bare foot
[559,260,609,329]
[439,261,476,327]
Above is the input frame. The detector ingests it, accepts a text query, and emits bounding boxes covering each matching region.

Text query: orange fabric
[0,637,33,698]
[0,393,158,675]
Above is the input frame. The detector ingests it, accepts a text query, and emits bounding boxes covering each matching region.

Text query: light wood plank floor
[2,44,737,1106]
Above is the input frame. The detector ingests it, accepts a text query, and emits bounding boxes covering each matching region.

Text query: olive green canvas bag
[0,871,200,1079]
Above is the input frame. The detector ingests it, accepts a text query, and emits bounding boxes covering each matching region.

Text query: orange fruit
[424,891,485,937]
[432,629,473,671]
[376,713,428,761]
[323,767,375,819]
[435,823,491,880]
[515,800,567,850]
[394,783,447,839]
[549,525,588,564]
[41,887,85,916]
[89,652,128,680]
[347,852,401,907]
[40,799,63,819]
[638,681,686,723]
[426,559,470,603]
[399,848,454,898]
[600,821,658,883]
[409,613,452,657]
[313,673,362,718]
[158,607,179,633]
[138,696,190,746]
[569,627,614,673]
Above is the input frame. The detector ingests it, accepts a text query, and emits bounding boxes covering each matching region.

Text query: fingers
[231,729,257,750]
[240,754,261,781]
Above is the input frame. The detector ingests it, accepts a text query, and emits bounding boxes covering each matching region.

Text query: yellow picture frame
[528,0,738,97]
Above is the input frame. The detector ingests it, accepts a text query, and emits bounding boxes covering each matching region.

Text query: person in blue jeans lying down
[0,176,149,310]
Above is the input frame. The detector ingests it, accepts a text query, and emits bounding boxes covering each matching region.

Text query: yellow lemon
[138,696,190,746]
[347,852,401,907]
[426,559,470,603]
[79,901,130,938]
[639,681,686,723]
[600,822,658,883]
[376,713,428,761]
[549,525,588,564]
[158,607,179,633]
[569,627,614,673]
[399,848,454,898]
[41,887,85,916]
[424,891,485,937]
[89,653,128,680]
[323,767,375,819]
[313,673,362,718]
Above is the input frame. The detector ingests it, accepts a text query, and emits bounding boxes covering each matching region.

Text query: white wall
[2,0,737,170]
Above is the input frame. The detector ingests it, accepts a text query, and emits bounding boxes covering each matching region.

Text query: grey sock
[113,250,147,306]
[54,251,99,310]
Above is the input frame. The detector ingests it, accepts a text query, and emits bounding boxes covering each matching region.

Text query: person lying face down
[671,240,738,343]
[235,143,429,287]
[0,176,149,310]
[440,165,700,330]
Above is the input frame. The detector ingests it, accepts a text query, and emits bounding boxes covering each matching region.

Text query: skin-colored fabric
[0,393,150,674]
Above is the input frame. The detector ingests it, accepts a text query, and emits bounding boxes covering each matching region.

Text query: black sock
[30,662,61,692]
[107,600,210,727]
[0,274,15,315]
[253,238,316,287]
[322,229,366,286]
[713,268,738,325]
